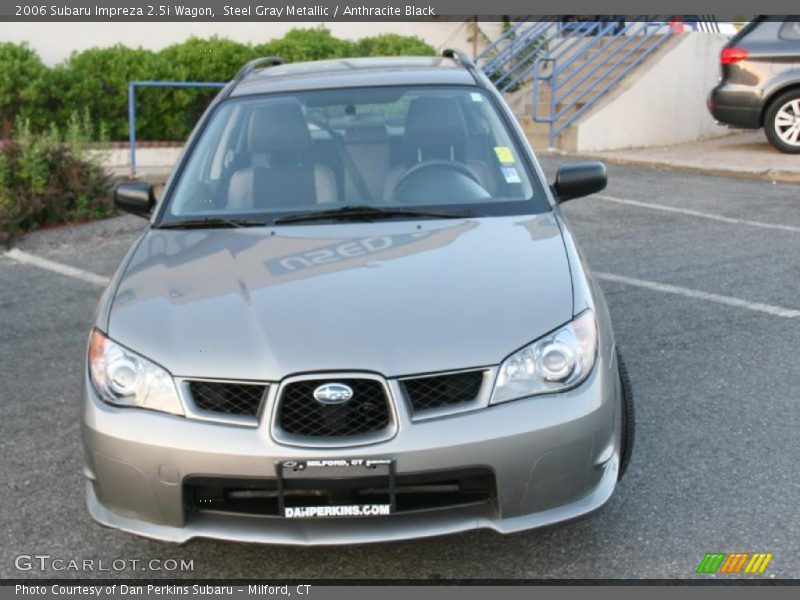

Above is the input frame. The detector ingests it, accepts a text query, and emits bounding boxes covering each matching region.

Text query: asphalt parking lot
[1,158,799,580]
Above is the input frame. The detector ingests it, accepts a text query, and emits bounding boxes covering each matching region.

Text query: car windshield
[162,85,547,225]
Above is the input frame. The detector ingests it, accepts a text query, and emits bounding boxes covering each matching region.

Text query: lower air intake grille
[188,381,267,417]
[402,370,485,414]
[277,379,391,438]
[185,468,495,518]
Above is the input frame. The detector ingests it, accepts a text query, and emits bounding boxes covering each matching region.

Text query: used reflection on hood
[118,220,481,306]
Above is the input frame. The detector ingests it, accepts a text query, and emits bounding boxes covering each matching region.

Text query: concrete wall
[574,33,730,152]
[101,147,183,178]
[2,22,503,66]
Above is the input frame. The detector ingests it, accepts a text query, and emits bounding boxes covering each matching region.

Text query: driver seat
[383,96,489,200]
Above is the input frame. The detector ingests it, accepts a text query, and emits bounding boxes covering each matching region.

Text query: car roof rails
[223,56,285,98]
[441,48,484,87]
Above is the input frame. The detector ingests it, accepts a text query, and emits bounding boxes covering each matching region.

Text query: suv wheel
[617,349,635,481]
[764,90,800,154]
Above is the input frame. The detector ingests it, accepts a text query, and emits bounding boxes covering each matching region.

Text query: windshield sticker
[494,146,515,164]
[470,92,484,102]
[501,166,522,184]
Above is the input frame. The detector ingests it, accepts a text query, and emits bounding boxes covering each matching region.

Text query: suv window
[727,17,765,46]
[779,18,800,41]
[162,85,547,224]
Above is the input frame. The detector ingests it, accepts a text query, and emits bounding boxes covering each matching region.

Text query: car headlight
[87,329,184,416]
[491,310,597,404]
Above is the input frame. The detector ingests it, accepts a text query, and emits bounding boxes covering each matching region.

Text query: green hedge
[0,114,113,246]
[0,42,46,132]
[1,28,435,142]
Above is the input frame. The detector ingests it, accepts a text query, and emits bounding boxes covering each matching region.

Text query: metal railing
[477,18,677,147]
[127,58,286,176]
[476,19,556,93]
[530,18,675,146]
[685,15,721,33]
[127,81,226,177]
[475,18,537,74]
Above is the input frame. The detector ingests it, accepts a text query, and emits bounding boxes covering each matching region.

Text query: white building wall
[575,33,730,152]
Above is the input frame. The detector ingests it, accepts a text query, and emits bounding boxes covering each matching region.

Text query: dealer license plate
[277,458,395,518]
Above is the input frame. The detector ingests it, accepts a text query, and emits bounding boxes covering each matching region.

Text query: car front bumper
[82,355,621,545]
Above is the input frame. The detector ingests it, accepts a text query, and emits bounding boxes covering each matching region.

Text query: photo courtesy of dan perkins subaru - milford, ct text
[15,584,310,596]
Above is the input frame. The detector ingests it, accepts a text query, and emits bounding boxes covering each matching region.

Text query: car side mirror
[552,162,607,202]
[114,181,156,217]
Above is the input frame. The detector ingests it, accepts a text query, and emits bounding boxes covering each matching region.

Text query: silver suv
[84,51,633,544]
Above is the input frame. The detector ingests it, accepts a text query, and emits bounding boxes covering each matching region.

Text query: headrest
[403,96,467,149]
[248,99,311,153]
[344,122,389,145]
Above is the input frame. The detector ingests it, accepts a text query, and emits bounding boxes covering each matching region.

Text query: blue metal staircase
[476,18,678,148]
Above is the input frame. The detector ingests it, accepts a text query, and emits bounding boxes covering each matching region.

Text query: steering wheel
[392,160,483,201]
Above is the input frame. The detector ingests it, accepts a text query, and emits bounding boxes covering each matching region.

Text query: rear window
[161,85,548,225]
[779,18,800,41]
[727,17,765,46]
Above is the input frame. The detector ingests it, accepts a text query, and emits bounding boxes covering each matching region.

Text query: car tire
[617,349,635,481]
[764,90,800,154]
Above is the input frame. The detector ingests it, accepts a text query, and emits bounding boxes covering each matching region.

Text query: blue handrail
[493,20,600,93]
[554,21,655,105]
[481,17,676,147]
[475,18,533,63]
[127,80,226,177]
[516,15,674,146]
[481,22,550,78]
[478,19,553,82]
[551,23,673,144]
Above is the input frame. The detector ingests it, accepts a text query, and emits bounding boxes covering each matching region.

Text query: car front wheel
[617,349,635,480]
[764,91,800,154]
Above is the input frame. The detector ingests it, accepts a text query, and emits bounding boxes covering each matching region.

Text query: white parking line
[596,194,800,234]
[3,248,110,287]
[595,272,800,319]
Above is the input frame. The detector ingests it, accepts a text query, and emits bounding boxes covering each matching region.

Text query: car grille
[276,379,391,438]
[188,380,268,417]
[401,370,485,414]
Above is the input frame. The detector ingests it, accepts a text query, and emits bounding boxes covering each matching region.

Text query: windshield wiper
[157,217,267,229]
[273,205,472,224]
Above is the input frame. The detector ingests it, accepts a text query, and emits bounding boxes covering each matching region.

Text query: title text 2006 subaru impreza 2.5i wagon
[84,51,634,545]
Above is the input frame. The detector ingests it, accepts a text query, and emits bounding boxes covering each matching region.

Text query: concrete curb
[541,149,800,185]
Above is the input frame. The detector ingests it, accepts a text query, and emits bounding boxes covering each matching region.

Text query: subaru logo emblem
[313,383,354,405]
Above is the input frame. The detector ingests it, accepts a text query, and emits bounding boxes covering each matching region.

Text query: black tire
[617,349,635,481]
[764,90,800,154]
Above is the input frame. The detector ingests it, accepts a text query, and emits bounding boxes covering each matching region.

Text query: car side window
[779,18,800,41]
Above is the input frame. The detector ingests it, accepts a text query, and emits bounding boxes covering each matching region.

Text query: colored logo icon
[696,552,773,574]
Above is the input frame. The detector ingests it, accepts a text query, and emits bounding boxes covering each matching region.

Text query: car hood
[108,215,574,380]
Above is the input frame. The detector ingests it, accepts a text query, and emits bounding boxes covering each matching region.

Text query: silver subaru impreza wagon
[83,51,634,545]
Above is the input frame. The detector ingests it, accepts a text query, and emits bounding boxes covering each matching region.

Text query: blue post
[549,70,557,148]
[127,81,227,178]
[128,82,136,177]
